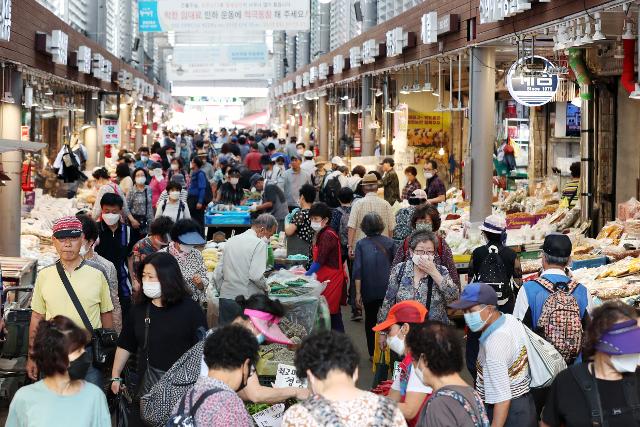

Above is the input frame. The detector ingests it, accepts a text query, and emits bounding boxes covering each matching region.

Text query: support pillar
[84,126,98,170]
[0,71,23,256]
[135,107,144,148]
[469,47,496,223]
[318,95,329,159]
[361,76,374,156]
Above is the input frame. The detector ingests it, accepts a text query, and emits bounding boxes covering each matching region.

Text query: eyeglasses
[413,250,435,256]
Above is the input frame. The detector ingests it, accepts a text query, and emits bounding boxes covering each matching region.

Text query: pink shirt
[149,177,167,209]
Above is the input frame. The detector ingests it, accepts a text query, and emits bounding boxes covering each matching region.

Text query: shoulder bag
[519,320,567,389]
[55,261,118,366]
[137,304,167,399]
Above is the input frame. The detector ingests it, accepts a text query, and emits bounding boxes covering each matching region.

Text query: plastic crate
[205,213,251,226]
[572,256,608,270]
[453,254,471,264]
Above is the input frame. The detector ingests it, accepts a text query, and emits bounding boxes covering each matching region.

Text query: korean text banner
[139,0,311,33]
[167,62,273,81]
[173,44,268,65]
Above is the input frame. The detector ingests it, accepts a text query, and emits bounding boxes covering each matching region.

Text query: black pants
[187,195,205,236]
[466,330,481,381]
[364,299,383,357]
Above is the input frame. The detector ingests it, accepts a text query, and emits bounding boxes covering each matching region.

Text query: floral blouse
[378,259,459,325]
[126,186,154,222]
[161,243,209,304]
[393,206,416,241]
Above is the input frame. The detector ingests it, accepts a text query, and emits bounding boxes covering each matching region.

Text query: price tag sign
[274,363,306,389]
[252,403,285,427]
[392,361,402,382]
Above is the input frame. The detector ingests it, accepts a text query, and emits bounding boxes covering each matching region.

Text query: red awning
[232,111,268,128]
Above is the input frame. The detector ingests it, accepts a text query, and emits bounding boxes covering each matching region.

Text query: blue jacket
[523,273,590,328]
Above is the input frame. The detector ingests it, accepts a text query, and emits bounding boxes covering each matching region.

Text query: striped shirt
[476,314,531,404]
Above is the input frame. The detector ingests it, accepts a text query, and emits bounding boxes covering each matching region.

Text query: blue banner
[139,1,162,32]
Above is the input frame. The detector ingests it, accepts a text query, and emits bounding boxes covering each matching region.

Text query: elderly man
[423,159,446,204]
[449,283,536,427]
[213,214,278,325]
[250,174,288,231]
[283,154,312,211]
[347,173,395,258]
[27,216,114,387]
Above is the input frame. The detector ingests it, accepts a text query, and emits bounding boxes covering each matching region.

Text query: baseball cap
[373,301,428,331]
[331,156,345,167]
[542,233,572,258]
[52,216,83,239]
[303,150,314,158]
[380,157,395,167]
[411,189,428,200]
[244,309,293,345]
[448,283,498,310]
[362,173,378,185]
[596,319,640,355]
[176,231,206,245]
[250,173,264,187]
[170,174,186,187]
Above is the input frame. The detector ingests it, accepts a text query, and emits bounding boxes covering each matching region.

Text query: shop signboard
[349,46,361,69]
[295,75,302,89]
[274,364,305,388]
[76,46,91,74]
[0,0,10,42]
[437,14,460,35]
[362,39,379,64]
[506,56,559,107]
[479,0,533,25]
[302,72,310,87]
[386,27,406,57]
[102,119,120,145]
[49,30,68,65]
[407,109,452,159]
[20,125,29,141]
[309,66,317,83]
[101,60,112,82]
[138,0,310,33]
[173,44,268,65]
[421,12,438,44]
[166,61,272,81]
[333,55,344,74]
[318,63,329,80]
[92,54,105,79]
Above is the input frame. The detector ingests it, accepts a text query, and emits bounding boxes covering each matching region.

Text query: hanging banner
[407,110,452,161]
[173,44,268,65]
[167,61,272,81]
[102,119,120,145]
[139,0,310,33]
[507,56,559,107]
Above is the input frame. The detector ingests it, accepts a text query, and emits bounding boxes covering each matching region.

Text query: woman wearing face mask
[129,216,174,293]
[148,163,167,210]
[393,189,429,241]
[215,167,245,205]
[282,331,406,427]
[140,293,308,426]
[156,181,191,222]
[111,252,207,426]
[167,157,185,183]
[392,204,460,288]
[285,184,316,259]
[6,316,111,427]
[373,301,431,425]
[304,202,347,332]
[541,300,640,427]
[406,321,490,427]
[116,162,134,197]
[379,231,459,328]
[91,166,131,221]
[127,168,154,244]
[160,219,209,305]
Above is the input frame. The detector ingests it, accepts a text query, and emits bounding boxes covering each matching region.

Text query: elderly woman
[393,189,428,241]
[392,204,460,288]
[378,230,459,325]
[542,300,640,427]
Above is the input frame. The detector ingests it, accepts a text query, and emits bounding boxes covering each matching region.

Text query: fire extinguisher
[105,144,112,158]
[21,159,35,192]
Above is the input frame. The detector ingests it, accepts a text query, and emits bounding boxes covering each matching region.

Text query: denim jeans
[83,347,103,389]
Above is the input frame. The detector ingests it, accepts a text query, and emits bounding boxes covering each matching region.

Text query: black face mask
[408,197,425,206]
[235,364,251,392]
[68,351,92,381]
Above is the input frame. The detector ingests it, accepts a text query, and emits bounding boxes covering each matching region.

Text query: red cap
[372,300,428,331]
[52,216,83,239]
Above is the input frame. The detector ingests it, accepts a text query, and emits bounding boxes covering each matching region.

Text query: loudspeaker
[354,1,363,22]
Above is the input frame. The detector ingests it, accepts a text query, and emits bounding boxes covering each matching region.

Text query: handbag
[372,348,389,388]
[519,321,567,388]
[136,304,166,399]
[56,262,118,366]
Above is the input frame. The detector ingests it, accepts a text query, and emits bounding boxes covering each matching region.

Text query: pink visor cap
[244,309,293,345]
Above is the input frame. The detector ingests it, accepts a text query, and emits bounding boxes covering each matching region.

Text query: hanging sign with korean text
[102,119,120,145]
[506,56,559,107]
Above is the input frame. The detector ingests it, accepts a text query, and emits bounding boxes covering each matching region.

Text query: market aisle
[342,306,374,390]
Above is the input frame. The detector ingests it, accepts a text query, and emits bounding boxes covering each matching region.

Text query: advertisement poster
[139,0,310,33]
[102,119,120,145]
[173,44,268,65]
[167,61,272,81]
[407,110,451,162]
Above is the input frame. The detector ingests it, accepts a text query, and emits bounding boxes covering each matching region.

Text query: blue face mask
[464,307,488,332]
[256,333,265,345]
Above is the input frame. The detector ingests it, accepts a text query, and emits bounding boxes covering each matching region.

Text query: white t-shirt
[390,364,433,394]
[155,200,191,222]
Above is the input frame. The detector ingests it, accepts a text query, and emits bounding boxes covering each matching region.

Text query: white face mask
[170,164,179,171]
[414,362,426,384]
[424,171,434,180]
[310,221,323,232]
[142,281,162,299]
[610,353,640,373]
[229,177,239,185]
[169,191,180,201]
[387,334,406,356]
[261,236,269,244]
[102,213,120,226]
[79,242,91,257]
[135,176,146,185]
[179,243,194,253]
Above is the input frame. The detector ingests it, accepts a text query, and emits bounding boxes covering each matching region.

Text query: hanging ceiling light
[592,12,606,41]
[622,19,634,40]
[614,36,625,58]
[438,146,445,156]
[411,67,421,92]
[573,18,585,47]
[581,16,593,45]
[422,62,433,92]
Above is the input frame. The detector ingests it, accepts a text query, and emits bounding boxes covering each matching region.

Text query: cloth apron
[313,228,346,314]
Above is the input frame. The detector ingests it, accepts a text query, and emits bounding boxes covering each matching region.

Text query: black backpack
[473,245,514,313]
[320,174,342,208]
[165,388,222,427]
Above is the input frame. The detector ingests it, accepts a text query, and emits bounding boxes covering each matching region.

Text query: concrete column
[84,126,98,170]
[360,76,374,156]
[363,0,377,32]
[580,85,595,224]
[0,71,23,256]
[469,47,496,223]
[318,95,329,158]
[146,108,154,147]
[135,107,144,148]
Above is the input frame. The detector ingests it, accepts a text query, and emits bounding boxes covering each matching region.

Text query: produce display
[202,247,221,272]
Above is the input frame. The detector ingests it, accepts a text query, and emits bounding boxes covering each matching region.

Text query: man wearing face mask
[373,301,431,424]
[77,214,123,333]
[423,160,446,205]
[215,167,245,205]
[449,283,536,427]
[304,202,347,332]
[169,325,257,426]
[129,216,175,291]
[213,214,278,325]
[250,174,288,231]
[95,193,135,317]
